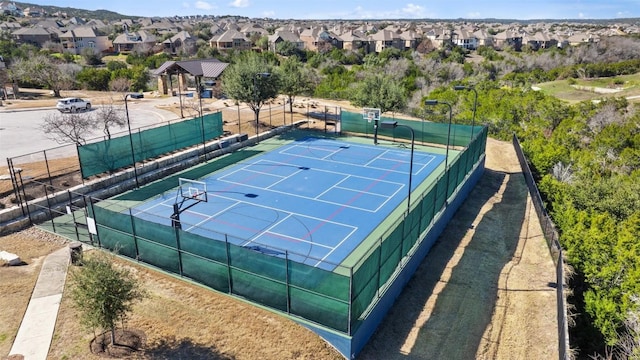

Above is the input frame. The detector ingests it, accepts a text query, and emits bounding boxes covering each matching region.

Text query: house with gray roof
[369,29,403,53]
[299,27,341,52]
[493,30,523,50]
[59,26,111,55]
[267,30,304,52]
[11,26,57,47]
[162,30,197,55]
[339,30,368,52]
[209,28,251,51]
[112,30,157,53]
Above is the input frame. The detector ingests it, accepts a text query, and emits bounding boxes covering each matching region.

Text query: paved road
[0,99,179,161]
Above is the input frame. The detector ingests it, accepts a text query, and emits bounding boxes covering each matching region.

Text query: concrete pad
[9,294,62,360]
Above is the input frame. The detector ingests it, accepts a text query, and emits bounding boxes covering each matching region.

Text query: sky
[27,0,640,20]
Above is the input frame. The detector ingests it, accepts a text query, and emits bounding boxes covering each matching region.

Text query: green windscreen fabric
[79,112,223,178]
[341,111,474,147]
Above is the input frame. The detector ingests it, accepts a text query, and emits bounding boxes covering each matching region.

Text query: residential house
[162,30,197,55]
[399,30,421,51]
[473,29,494,48]
[11,27,57,47]
[0,21,21,31]
[523,32,558,50]
[339,30,368,52]
[267,30,304,52]
[0,1,21,16]
[23,7,44,17]
[453,28,478,50]
[112,30,157,53]
[59,26,111,55]
[368,29,404,53]
[142,19,181,36]
[299,27,341,52]
[567,32,599,46]
[240,23,268,38]
[209,28,251,51]
[424,27,451,49]
[493,30,523,50]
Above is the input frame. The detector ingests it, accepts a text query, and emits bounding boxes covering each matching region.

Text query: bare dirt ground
[0,94,558,359]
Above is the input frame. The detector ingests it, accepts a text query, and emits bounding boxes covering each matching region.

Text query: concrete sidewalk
[9,246,70,359]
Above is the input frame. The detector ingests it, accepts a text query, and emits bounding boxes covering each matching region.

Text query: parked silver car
[56,97,91,112]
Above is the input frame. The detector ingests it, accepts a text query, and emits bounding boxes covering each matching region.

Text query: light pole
[424,99,452,204]
[454,85,477,142]
[125,93,143,188]
[253,72,271,143]
[380,120,414,214]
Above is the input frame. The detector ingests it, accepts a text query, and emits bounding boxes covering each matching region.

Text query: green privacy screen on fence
[341,110,477,148]
[78,112,223,178]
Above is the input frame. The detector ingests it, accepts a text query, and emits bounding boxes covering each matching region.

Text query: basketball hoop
[172,178,208,229]
[367,112,375,123]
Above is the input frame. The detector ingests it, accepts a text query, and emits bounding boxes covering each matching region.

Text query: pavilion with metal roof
[153,58,229,117]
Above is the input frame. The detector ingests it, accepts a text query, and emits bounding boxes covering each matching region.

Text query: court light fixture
[424,99,452,205]
[124,93,144,188]
[381,120,415,214]
[454,85,478,141]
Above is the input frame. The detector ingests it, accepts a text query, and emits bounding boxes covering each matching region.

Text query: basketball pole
[373,119,379,145]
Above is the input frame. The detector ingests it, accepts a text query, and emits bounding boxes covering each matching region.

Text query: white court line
[267,167,308,190]
[185,200,238,232]
[314,175,349,200]
[317,226,359,266]
[265,231,334,250]
[132,198,174,216]
[284,144,344,160]
[240,212,292,246]
[186,193,357,259]
[218,177,383,213]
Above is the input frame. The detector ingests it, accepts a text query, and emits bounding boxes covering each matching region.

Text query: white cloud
[578,12,585,18]
[302,3,436,20]
[181,2,191,9]
[194,1,215,11]
[466,12,481,19]
[230,0,249,8]
[401,3,425,17]
[262,10,275,18]
[616,11,631,17]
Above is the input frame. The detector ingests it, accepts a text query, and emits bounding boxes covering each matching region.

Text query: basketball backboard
[362,108,381,123]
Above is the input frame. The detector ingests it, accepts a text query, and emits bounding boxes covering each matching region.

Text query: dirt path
[358,138,558,359]
[0,128,559,358]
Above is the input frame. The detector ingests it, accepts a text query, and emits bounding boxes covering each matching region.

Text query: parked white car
[56,97,91,112]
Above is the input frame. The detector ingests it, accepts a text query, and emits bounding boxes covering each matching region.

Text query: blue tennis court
[131,137,444,269]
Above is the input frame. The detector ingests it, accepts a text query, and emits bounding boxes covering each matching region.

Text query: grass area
[536,73,640,103]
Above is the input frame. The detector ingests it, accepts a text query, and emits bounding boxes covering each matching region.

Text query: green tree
[221,52,279,134]
[350,73,407,114]
[276,56,312,113]
[77,68,111,91]
[8,53,76,97]
[69,252,145,346]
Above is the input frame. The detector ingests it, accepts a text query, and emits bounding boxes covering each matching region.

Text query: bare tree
[41,112,95,146]
[95,99,126,139]
[109,77,132,93]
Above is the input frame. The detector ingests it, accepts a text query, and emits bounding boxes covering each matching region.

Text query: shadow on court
[358,168,529,359]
